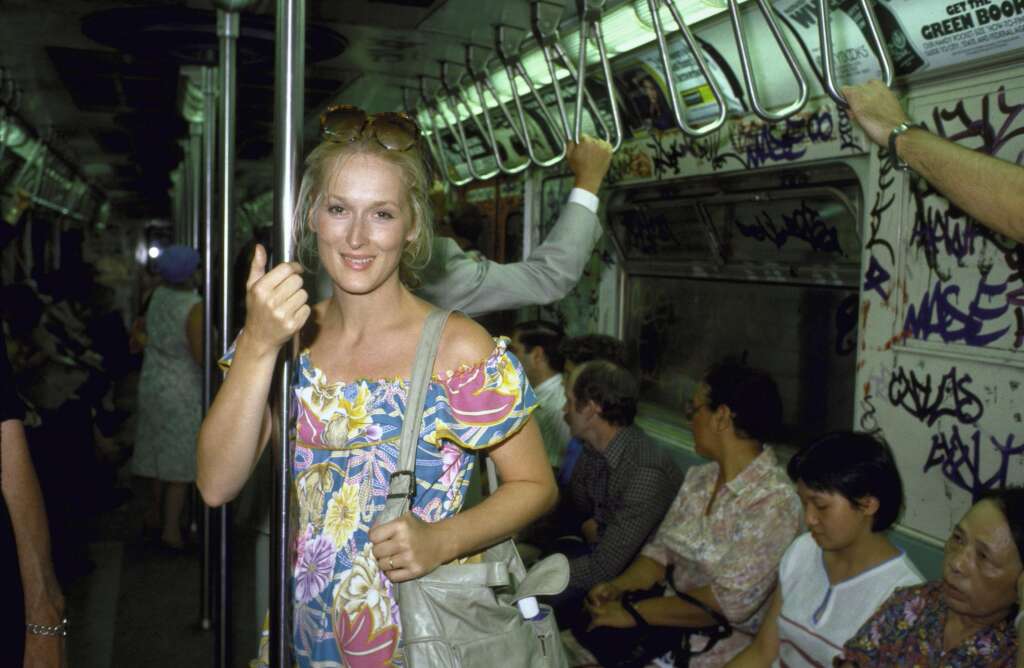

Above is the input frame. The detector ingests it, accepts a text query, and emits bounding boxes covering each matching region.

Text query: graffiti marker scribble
[924,426,1024,502]
[888,366,984,426]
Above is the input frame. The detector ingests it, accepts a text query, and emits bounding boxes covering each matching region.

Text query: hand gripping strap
[374,308,452,527]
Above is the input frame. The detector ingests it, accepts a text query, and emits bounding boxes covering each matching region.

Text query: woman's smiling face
[313,152,416,296]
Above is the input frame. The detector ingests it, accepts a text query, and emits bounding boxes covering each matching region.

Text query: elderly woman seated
[835,487,1024,667]
[571,359,802,667]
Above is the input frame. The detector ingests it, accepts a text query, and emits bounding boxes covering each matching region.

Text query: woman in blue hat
[132,243,203,551]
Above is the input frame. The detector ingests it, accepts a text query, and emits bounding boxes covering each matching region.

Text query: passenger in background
[574,359,800,668]
[843,79,1024,244]
[548,360,682,630]
[509,320,571,471]
[835,487,1024,667]
[557,334,629,486]
[132,245,203,552]
[368,134,612,316]
[726,431,922,668]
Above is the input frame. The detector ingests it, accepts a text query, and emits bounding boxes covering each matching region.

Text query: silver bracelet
[26,617,68,637]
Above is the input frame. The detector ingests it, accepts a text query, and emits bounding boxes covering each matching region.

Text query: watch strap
[888,121,918,172]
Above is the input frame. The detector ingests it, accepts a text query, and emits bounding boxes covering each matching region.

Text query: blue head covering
[155,245,200,284]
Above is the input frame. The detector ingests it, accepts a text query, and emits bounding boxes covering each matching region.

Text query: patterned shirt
[223,337,537,668]
[641,447,801,667]
[839,581,1018,667]
[567,424,683,592]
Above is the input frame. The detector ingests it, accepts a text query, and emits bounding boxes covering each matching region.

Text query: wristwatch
[888,121,918,172]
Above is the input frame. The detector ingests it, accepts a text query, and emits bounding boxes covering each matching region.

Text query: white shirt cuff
[568,187,600,213]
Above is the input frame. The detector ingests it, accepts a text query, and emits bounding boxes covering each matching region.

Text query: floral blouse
[838,581,1018,667]
[222,337,536,667]
[640,447,801,667]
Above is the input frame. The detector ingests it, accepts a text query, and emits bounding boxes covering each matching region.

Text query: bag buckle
[387,470,417,501]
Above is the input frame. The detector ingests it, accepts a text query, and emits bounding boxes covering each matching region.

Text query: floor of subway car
[65,473,262,668]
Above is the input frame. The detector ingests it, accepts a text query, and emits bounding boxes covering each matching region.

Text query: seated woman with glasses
[573,359,801,667]
[725,431,923,667]
[197,106,557,666]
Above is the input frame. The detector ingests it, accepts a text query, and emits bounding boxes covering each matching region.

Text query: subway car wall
[1,0,1023,664]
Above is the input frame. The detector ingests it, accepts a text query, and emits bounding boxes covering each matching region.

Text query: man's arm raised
[843,80,1024,244]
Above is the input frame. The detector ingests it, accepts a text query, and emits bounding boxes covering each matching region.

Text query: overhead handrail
[401,85,448,180]
[529,0,615,147]
[493,23,566,168]
[463,43,531,176]
[573,0,624,148]
[646,0,727,137]
[437,60,499,181]
[419,76,473,187]
[817,0,894,107]
[727,0,808,122]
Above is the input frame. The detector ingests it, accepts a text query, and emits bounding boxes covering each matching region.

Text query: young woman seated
[835,487,1024,667]
[726,431,923,667]
[574,359,802,667]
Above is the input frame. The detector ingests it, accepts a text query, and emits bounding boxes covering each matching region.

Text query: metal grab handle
[530,0,613,146]
[419,76,473,187]
[464,44,531,176]
[494,24,566,168]
[647,0,726,137]
[818,0,894,107]
[728,0,808,122]
[438,61,499,181]
[574,0,623,149]
[402,86,448,181]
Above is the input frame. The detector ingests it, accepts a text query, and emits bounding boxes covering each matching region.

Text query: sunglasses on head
[319,104,420,151]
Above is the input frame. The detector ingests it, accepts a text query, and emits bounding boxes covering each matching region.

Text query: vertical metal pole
[199,63,217,634]
[190,123,203,251]
[215,10,238,667]
[271,0,303,665]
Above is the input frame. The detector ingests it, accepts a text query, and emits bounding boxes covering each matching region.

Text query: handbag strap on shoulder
[374,307,451,526]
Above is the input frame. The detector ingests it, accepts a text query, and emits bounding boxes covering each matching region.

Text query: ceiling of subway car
[0,0,601,221]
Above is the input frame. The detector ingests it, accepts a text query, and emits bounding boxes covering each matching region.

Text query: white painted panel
[855,65,1024,541]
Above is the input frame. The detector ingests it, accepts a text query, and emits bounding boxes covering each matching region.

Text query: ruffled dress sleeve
[422,337,537,451]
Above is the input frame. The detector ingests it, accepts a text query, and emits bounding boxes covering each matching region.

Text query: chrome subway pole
[271,0,304,665]
[199,62,217,635]
[190,122,203,250]
[213,4,246,665]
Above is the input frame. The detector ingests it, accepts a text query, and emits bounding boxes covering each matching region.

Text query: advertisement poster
[774,0,1024,79]
[615,37,744,135]
[875,0,1024,73]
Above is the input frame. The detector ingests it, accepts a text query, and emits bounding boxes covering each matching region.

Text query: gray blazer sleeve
[413,201,601,317]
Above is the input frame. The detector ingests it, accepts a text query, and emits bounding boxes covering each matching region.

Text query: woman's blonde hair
[293,134,434,287]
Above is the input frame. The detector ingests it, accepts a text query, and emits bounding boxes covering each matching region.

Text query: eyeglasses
[684,401,707,421]
[319,104,420,151]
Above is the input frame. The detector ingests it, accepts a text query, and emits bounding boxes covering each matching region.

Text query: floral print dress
[838,581,1017,667]
[223,337,537,667]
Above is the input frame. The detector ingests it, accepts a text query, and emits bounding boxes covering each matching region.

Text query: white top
[773,532,923,668]
[532,373,571,468]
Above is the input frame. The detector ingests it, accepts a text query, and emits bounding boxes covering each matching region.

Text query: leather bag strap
[374,307,451,526]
